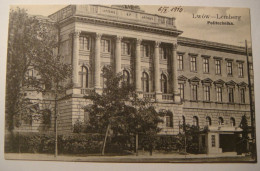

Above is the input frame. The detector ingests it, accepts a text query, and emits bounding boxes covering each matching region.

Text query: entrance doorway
[219,134,237,152]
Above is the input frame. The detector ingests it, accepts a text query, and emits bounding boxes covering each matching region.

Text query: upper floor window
[79,66,89,88]
[238,63,244,77]
[161,74,167,93]
[142,72,149,92]
[191,84,198,101]
[240,88,245,104]
[203,58,209,73]
[123,70,130,85]
[215,60,221,74]
[177,54,183,70]
[178,83,184,100]
[190,56,197,72]
[141,44,151,58]
[80,36,90,50]
[249,63,253,75]
[159,47,169,60]
[101,39,111,53]
[227,61,233,76]
[121,42,131,55]
[228,87,234,103]
[204,86,210,101]
[216,87,222,102]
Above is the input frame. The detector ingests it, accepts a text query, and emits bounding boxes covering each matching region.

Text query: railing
[50,5,176,29]
[162,94,173,100]
[81,88,94,95]
[143,92,155,99]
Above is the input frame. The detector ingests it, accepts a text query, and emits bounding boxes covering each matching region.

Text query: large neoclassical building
[19,5,254,154]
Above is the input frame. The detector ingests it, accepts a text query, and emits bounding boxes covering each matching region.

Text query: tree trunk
[136,134,138,156]
[102,124,110,156]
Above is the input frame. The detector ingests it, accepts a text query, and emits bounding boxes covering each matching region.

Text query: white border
[1,0,260,171]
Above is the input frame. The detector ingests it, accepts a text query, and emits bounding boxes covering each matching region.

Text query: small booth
[199,126,242,154]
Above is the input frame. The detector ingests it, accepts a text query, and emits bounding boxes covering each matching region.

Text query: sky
[11,5,251,47]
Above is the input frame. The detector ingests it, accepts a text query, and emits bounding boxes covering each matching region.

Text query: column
[154,41,161,93]
[94,33,102,89]
[172,43,181,102]
[135,39,142,92]
[72,30,81,87]
[115,36,122,73]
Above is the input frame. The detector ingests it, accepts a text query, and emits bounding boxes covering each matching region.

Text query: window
[227,61,233,75]
[193,116,199,126]
[249,63,253,75]
[203,58,209,73]
[164,112,173,127]
[190,56,197,72]
[228,87,234,103]
[206,117,212,126]
[122,42,131,55]
[101,67,108,88]
[240,88,245,104]
[161,74,167,93]
[144,44,150,57]
[238,63,244,77]
[216,87,222,102]
[204,86,210,101]
[215,60,221,74]
[80,66,88,88]
[218,117,224,125]
[191,84,198,101]
[159,47,168,60]
[230,117,235,127]
[211,135,216,147]
[142,72,149,92]
[101,39,110,52]
[123,70,130,85]
[79,36,90,50]
[178,83,184,100]
[166,116,171,127]
[177,54,183,70]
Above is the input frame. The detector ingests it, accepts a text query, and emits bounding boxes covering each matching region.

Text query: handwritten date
[158,6,183,13]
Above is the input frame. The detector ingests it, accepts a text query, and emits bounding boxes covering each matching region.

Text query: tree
[6,8,71,154]
[178,124,200,154]
[239,114,249,153]
[84,66,163,155]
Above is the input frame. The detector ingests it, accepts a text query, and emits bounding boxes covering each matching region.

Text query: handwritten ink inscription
[158,6,183,13]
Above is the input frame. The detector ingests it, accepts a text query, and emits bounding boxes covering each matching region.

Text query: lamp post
[245,40,256,160]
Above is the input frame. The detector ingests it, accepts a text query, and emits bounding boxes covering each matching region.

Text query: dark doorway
[219,134,237,152]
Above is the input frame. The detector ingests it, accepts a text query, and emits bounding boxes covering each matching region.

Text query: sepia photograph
[3,4,257,163]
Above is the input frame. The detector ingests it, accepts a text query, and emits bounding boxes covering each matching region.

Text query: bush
[139,135,181,152]
[5,132,104,154]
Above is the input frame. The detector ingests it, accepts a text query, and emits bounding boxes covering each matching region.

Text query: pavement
[4,152,254,163]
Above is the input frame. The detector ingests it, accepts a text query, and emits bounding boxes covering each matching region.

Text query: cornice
[178,36,252,55]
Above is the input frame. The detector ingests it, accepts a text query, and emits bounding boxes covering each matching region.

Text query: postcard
[4,4,257,163]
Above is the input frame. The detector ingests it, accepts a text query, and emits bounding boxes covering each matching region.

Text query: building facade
[17,5,254,154]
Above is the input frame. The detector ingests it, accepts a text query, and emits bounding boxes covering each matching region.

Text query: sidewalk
[5,152,252,163]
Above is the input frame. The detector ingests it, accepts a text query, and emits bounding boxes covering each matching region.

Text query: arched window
[123,70,130,85]
[80,66,88,88]
[165,112,173,127]
[142,72,149,92]
[101,67,108,88]
[218,117,224,125]
[230,117,236,127]
[206,116,212,126]
[193,116,199,126]
[161,74,167,93]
